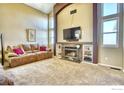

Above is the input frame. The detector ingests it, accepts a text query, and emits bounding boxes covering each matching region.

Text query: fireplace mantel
[57,42,93,45]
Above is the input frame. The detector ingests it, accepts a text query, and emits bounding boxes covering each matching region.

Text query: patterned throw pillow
[22,44,31,51]
[6,46,13,53]
[31,44,39,50]
[30,44,39,52]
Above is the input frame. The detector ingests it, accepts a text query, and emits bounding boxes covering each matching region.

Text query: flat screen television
[63,26,81,40]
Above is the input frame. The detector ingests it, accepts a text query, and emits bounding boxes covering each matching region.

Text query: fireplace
[65,50,77,57]
[62,44,82,62]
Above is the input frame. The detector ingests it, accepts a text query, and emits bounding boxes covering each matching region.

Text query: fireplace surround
[56,42,93,63]
[62,43,82,62]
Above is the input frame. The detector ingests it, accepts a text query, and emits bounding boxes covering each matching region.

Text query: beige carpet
[5,57,124,85]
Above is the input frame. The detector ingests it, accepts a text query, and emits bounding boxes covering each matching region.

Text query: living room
[0,2,124,89]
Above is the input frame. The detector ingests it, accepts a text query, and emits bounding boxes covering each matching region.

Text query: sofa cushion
[32,50,40,53]
[25,50,32,53]
[22,44,31,51]
[30,44,39,50]
[7,52,18,57]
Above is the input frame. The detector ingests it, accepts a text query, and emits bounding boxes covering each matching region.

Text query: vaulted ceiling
[25,3,55,14]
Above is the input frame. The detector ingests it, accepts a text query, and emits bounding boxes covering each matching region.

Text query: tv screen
[63,26,81,40]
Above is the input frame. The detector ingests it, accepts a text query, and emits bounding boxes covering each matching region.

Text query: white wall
[0,4,48,50]
[57,3,93,43]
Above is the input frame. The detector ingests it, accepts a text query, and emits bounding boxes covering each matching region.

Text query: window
[37,31,48,46]
[49,30,54,45]
[103,3,118,16]
[48,13,55,52]
[103,19,118,45]
[101,3,119,47]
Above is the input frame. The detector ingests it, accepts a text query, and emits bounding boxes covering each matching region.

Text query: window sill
[102,45,119,48]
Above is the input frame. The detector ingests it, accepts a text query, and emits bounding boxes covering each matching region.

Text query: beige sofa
[5,44,52,67]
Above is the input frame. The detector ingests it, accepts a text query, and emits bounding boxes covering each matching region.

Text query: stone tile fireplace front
[62,44,82,62]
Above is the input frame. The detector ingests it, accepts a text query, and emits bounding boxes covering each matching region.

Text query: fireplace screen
[62,45,82,62]
[65,50,77,57]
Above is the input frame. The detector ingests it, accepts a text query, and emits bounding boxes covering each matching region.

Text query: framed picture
[26,29,36,42]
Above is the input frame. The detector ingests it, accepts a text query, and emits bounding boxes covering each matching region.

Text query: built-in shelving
[83,44,93,62]
[56,42,93,63]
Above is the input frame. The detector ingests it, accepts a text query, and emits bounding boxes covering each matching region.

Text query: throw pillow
[6,46,13,53]
[13,48,24,55]
[30,44,39,52]
[40,46,47,51]
[22,44,31,51]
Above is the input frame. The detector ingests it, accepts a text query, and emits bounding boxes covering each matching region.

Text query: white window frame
[101,3,119,48]
[101,17,119,47]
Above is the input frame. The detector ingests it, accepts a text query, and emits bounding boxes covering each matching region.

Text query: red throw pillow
[40,46,47,51]
[13,48,24,55]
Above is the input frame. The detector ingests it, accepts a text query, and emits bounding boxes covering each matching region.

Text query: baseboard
[82,61,98,66]
[98,63,122,70]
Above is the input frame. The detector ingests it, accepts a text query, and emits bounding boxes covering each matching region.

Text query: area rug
[5,58,124,85]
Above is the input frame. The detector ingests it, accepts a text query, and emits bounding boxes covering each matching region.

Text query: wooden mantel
[57,42,93,45]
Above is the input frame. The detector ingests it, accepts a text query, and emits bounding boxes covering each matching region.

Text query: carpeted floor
[5,57,124,85]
